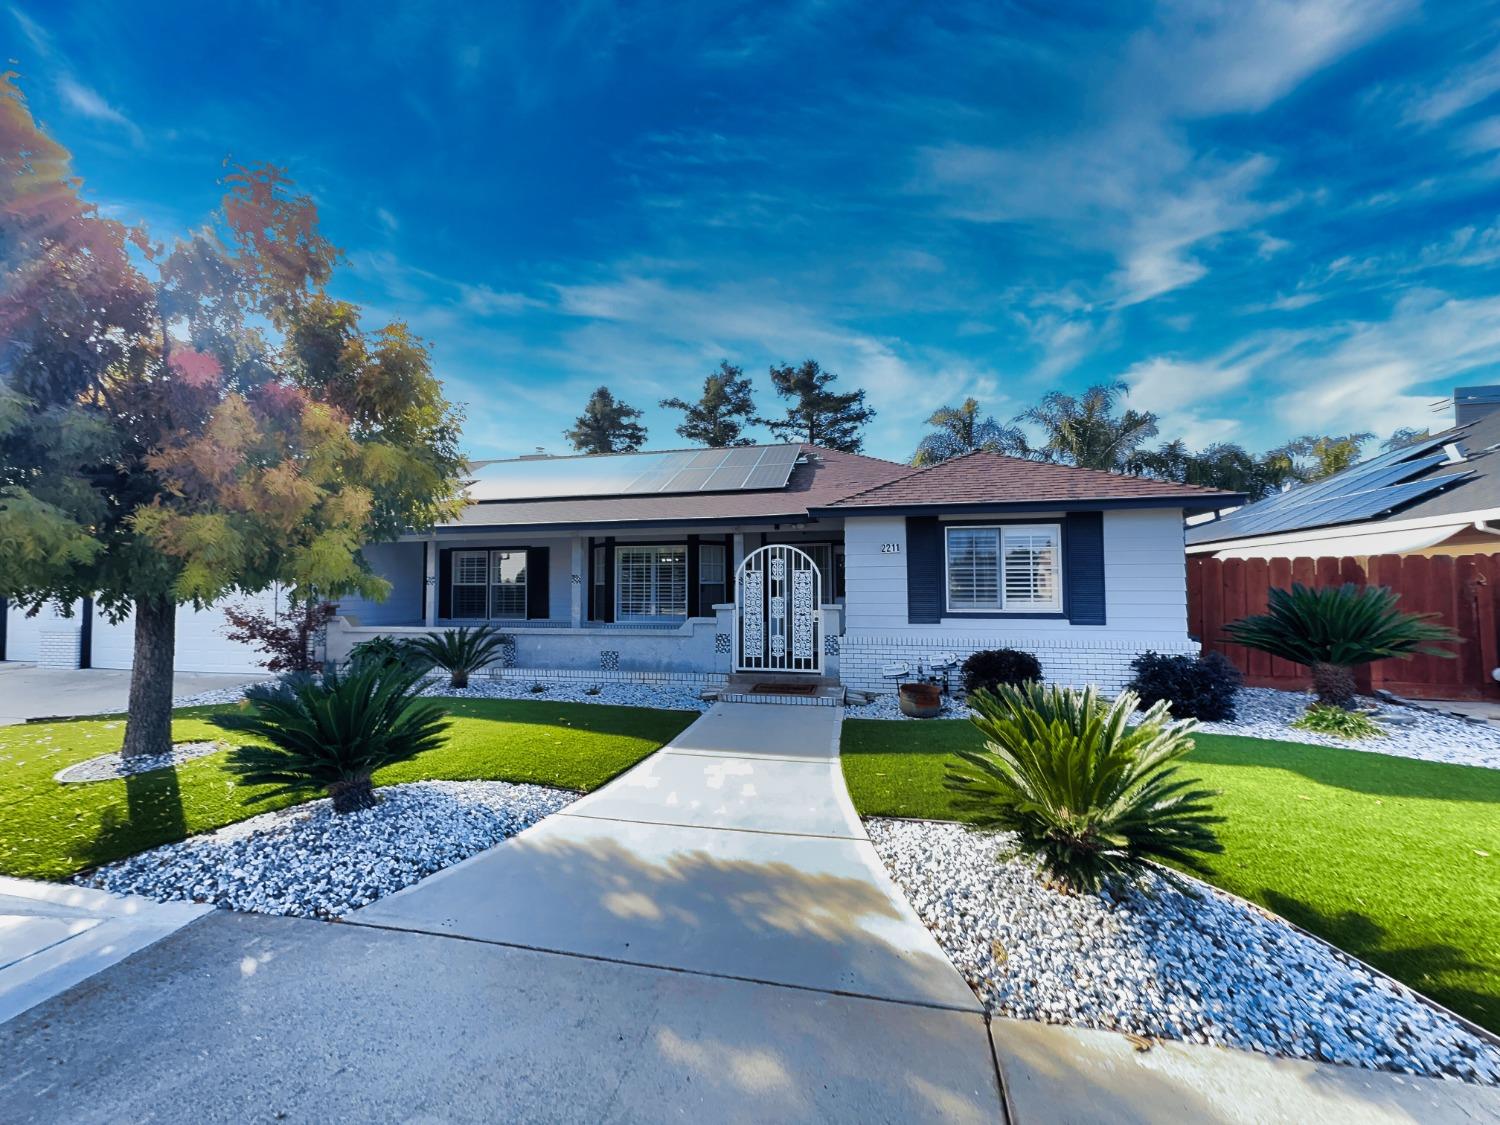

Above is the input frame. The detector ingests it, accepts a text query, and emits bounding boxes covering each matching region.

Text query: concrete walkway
[0,663,262,725]
[0,876,210,1025]
[350,703,980,1011]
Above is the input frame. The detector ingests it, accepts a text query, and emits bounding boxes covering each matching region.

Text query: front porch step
[714,674,845,707]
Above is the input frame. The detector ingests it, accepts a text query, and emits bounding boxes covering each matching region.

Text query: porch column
[731,533,746,576]
[423,538,438,627]
[569,536,584,628]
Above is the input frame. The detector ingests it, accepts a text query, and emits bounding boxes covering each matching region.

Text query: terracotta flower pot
[898,682,943,719]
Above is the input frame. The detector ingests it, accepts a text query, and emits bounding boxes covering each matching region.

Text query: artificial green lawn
[841,718,1500,1034]
[0,698,695,882]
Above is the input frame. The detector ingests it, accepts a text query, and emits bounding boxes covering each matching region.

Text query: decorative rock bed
[848,684,1500,770]
[868,817,1500,1087]
[53,740,225,783]
[77,780,573,918]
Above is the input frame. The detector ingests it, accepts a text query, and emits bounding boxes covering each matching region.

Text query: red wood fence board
[1186,552,1500,701]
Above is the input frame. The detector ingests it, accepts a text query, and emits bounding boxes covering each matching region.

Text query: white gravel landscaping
[171,674,715,713]
[849,684,1500,770]
[77,780,573,918]
[53,740,225,783]
[868,818,1500,1087]
[1196,687,1500,769]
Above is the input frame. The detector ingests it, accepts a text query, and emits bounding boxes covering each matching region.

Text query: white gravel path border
[77,780,574,918]
[868,818,1500,1087]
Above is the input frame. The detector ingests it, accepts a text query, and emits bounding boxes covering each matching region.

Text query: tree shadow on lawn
[82,764,188,873]
[439,697,699,738]
[1187,735,1500,804]
[1258,888,1498,1035]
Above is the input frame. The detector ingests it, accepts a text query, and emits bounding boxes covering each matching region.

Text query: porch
[326,529,847,682]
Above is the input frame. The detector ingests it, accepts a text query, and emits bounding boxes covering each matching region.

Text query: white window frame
[615,544,688,621]
[943,524,1063,613]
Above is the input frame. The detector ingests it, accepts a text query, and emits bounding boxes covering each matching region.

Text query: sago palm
[409,625,512,689]
[213,659,450,813]
[946,682,1222,894]
[1223,583,1455,709]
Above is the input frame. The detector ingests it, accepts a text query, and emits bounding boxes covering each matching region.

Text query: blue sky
[11,1,1500,461]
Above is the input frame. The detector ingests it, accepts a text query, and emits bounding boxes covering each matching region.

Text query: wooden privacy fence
[1187,553,1500,701]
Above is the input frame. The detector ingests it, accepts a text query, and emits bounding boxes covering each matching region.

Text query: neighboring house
[1188,385,1500,561]
[317,443,1236,695]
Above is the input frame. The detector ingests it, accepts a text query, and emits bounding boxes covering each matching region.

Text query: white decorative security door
[735,545,822,674]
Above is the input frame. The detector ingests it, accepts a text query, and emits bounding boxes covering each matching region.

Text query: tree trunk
[328,775,377,814]
[1310,661,1358,710]
[451,669,468,690]
[120,594,177,759]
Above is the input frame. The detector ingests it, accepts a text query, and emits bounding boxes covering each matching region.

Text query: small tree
[660,361,758,447]
[222,599,337,674]
[0,75,464,758]
[1224,583,1456,709]
[762,359,874,452]
[565,386,647,453]
[911,398,1007,466]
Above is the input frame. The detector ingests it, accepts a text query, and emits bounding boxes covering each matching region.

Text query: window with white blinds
[452,550,491,618]
[490,551,527,619]
[452,549,527,619]
[945,525,1062,612]
[616,545,688,619]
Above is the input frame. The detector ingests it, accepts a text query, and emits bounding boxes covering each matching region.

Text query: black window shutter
[1064,512,1106,625]
[602,538,616,623]
[905,516,943,624]
[526,547,550,619]
[438,549,454,619]
[686,534,701,617]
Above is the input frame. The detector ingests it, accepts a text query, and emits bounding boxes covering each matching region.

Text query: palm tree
[911,398,1008,465]
[1002,382,1159,471]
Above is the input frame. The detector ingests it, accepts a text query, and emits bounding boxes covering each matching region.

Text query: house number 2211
[880,543,902,554]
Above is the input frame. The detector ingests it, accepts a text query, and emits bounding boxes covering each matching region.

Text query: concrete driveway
[0,663,261,725]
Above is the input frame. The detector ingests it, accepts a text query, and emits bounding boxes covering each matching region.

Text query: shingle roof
[817,451,1241,511]
[441,445,913,530]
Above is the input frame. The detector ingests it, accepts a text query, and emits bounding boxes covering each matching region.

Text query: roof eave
[812,494,1244,518]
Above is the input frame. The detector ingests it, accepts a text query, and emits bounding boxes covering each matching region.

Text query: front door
[734,545,822,675]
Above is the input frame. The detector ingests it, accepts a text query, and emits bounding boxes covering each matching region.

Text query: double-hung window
[698,543,727,610]
[945,525,1062,613]
[616,545,687,620]
[451,549,527,620]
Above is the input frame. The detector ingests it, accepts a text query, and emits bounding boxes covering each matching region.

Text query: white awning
[1212,523,1465,560]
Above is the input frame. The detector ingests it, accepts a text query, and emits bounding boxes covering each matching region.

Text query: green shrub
[348,635,428,672]
[946,682,1223,894]
[212,660,449,813]
[960,648,1042,696]
[1291,704,1387,740]
[1128,651,1241,721]
[1224,583,1455,710]
[409,625,513,689]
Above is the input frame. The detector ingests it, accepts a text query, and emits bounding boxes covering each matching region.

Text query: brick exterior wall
[38,627,82,669]
[839,631,1199,695]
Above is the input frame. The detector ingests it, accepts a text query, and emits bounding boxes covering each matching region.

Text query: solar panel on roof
[1203,469,1472,540]
[464,444,803,501]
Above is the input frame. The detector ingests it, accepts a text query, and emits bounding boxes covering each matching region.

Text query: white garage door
[89,588,285,674]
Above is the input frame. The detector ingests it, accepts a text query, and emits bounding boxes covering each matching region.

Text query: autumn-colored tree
[0,73,464,757]
[565,385,647,453]
[659,361,758,447]
[762,359,874,452]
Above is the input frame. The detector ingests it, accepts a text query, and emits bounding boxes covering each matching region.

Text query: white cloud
[10,9,144,145]
[916,1,1407,306]
[1402,43,1500,126]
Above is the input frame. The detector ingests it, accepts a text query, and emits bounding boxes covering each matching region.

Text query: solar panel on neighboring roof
[1187,431,1476,544]
[465,445,804,502]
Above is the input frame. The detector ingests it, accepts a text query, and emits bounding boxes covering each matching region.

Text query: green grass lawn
[842,718,1500,1034]
[0,699,695,883]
